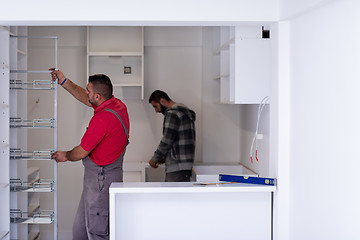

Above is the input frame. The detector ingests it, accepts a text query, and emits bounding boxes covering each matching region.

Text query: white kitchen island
[109,182,276,240]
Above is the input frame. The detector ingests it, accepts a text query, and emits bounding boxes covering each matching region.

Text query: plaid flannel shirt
[151,104,196,173]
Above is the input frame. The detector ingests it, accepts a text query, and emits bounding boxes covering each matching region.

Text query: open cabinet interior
[1,25,275,240]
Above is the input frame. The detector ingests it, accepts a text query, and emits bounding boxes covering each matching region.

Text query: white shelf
[12,217,54,225]
[10,118,55,128]
[214,37,234,55]
[0,231,9,239]
[0,26,10,31]
[10,149,54,161]
[113,83,142,87]
[28,231,40,240]
[0,183,9,191]
[17,49,27,55]
[214,74,230,80]
[88,51,142,57]
[10,209,54,225]
[0,144,9,149]
[1,63,9,69]
[10,179,54,193]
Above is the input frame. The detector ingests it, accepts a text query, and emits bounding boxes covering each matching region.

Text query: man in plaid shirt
[148,90,196,182]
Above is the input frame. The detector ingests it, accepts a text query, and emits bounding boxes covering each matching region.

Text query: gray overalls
[72,109,129,240]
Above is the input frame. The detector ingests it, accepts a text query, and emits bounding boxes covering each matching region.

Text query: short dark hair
[149,90,171,103]
[89,74,113,100]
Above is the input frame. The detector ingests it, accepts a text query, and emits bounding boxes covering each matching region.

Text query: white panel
[89,56,142,85]
[144,27,202,47]
[110,183,273,240]
[289,1,360,239]
[89,27,142,52]
[0,0,279,25]
[280,0,334,20]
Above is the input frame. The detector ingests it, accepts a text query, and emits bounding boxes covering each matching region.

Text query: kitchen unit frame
[110,182,276,240]
[0,26,58,240]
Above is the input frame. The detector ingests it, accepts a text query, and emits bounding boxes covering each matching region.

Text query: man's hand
[149,159,159,168]
[52,151,68,163]
[49,68,66,85]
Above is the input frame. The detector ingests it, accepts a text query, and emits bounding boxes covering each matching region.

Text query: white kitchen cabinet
[213,26,272,104]
[110,182,275,240]
[87,26,144,99]
[5,27,58,240]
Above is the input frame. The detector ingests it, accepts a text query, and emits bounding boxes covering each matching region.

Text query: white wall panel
[289,1,360,239]
[0,0,278,25]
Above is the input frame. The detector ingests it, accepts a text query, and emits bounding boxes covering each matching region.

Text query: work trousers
[72,151,125,240]
[165,170,192,182]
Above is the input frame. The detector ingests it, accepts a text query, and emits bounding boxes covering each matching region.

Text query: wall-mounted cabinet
[213,26,272,104]
[87,26,144,100]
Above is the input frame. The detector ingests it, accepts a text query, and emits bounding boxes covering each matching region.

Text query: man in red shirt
[51,69,129,240]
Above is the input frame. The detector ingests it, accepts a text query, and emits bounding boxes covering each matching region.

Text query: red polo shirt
[80,96,129,166]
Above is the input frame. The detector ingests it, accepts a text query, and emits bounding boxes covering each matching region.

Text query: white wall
[280,0,335,19]
[288,0,360,239]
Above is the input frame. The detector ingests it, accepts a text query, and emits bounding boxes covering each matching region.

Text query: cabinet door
[233,36,271,104]
[215,26,272,104]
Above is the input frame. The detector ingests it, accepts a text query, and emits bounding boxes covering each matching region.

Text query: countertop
[110,181,276,194]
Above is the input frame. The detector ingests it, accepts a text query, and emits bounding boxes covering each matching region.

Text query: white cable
[249,96,269,163]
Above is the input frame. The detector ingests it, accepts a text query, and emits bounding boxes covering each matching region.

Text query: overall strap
[104,108,129,145]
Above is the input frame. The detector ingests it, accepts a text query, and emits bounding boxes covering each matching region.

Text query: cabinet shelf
[10,179,54,192]
[10,209,54,224]
[10,149,54,161]
[0,144,9,149]
[214,37,235,55]
[10,79,55,90]
[28,230,40,240]
[89,51,142,57]
[1,62,9,69]
[0,230,9,239]
[17,49,27,55]
[113,83,142,87]
[0,183,9,191]
[10,70,52,74]
[10,118,55,128]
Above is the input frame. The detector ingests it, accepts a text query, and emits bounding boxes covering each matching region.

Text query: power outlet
[124,66,131,74]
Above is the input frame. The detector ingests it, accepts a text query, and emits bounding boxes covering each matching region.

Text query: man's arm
[51,145,90,162]
[149,112,179,167]
[50,68,91,107]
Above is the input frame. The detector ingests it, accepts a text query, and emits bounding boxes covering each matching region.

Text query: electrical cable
[249,96,269,163]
